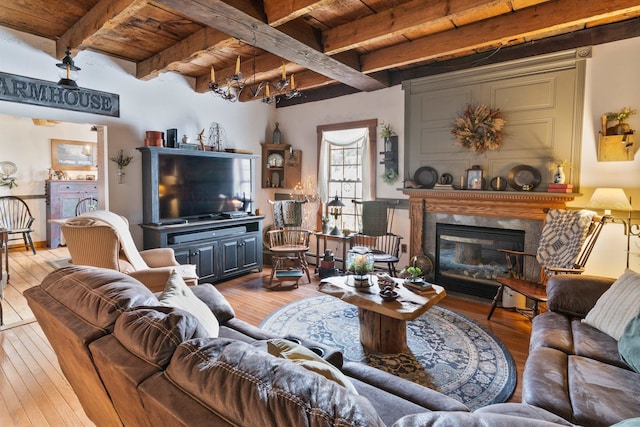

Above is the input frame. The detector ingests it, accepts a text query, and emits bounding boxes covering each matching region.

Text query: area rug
[260,295,516,410]
[45,257,73,270]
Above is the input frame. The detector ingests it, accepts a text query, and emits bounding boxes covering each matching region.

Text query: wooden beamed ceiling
[1,0,639,103]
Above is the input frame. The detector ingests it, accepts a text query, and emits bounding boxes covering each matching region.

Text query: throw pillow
[267,338,358,394]
[158,270,219,337]
[618,311,640,373]
[583,269,640,340]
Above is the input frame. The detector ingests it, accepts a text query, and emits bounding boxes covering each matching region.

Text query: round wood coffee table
[318,275,446,353]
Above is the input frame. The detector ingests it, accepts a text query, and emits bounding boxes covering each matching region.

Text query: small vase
[553,166,565,184]
[117,169,125,184]
[322,223,329,234]
[614,121,631,135]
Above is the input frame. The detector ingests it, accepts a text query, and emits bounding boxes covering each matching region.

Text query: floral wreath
[451,104,505,154]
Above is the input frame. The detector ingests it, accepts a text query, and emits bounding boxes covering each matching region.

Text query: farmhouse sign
[0,71,119,117]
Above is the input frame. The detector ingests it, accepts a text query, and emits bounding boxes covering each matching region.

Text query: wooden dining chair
[0,196,37,255]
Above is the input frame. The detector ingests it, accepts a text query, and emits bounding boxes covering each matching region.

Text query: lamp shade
[587,188,632,215]
[327,195,345,207]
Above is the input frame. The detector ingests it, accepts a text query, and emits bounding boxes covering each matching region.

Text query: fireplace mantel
[401,189,580,258]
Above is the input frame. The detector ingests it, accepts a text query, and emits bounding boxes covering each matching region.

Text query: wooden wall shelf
[261,143,302,189]
[598,132,636,161]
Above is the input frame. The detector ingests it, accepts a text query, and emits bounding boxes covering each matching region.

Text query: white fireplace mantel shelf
[401,189,581,258]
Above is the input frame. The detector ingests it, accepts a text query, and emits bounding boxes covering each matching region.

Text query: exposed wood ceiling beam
[56,0,148,59]
[137,27,230,80]
[152,0,386,91]
[323,0,518,55]
[361,0,640,73]
[263,0,329,27]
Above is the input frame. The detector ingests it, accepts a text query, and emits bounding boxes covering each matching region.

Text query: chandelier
[208,46,302,103]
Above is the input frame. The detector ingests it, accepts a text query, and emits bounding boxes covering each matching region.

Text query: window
[317,120,377,232]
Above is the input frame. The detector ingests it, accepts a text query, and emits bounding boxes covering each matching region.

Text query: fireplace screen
[435,223,525,298]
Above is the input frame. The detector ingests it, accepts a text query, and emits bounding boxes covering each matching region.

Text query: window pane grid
[328,140,363,232]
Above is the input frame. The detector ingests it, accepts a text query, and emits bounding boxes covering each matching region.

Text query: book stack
[548,183,574,193]
[403,280,435,294]
[433,183,454,190]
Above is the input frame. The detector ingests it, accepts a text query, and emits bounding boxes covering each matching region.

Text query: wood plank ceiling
[1,0,639,104]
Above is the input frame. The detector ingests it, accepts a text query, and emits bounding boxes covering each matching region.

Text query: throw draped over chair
[75,197,98,215]
[266,200,311,289]
[488,209,605,320]
[61,210,197,292]
[0,196,36,255]
[350,200,402,276]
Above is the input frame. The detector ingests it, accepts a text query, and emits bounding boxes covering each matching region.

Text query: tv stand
[140,215,264,283]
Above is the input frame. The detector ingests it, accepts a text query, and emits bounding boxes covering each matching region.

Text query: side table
[313,232,352,271]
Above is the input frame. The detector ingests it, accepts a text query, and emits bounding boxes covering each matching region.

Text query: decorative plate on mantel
[507,165,541,191]
[414,166,438,188]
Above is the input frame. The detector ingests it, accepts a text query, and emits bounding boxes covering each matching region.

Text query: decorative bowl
[379,286,399,302]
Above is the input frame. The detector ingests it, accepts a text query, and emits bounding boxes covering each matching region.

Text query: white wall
[277,37,640,278]
[0,27,274,244]
[572,37,640,277]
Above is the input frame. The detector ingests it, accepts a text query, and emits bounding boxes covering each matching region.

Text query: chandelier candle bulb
[291,74,295,90]
[210,66,215,82]
[281,63,286,80]
[265,84,270,97]
[235,56,240,75]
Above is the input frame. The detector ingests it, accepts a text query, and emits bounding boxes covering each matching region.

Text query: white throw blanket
[536,209,596,274]
[79,210,149,271]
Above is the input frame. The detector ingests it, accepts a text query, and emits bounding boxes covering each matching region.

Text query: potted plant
[110,149,133,184]
[405,266,423,283]
[347,252,374,287]
[380,122,399,184]
[605,107,636,135]
[321,216,330,234]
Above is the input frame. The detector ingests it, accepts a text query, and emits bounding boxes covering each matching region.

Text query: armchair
[61,211,197,292]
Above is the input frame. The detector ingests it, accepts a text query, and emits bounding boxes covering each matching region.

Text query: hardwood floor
[0,247,531,426]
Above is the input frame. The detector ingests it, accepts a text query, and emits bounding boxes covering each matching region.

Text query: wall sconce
[327,195,345,236]
[56,47,81,90]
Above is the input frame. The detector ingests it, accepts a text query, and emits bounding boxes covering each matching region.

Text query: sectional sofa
[24,265,610,426]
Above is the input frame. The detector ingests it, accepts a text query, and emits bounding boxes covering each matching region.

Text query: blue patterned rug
[260,295,515,410]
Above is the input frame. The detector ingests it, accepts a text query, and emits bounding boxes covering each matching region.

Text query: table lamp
[587,188,632,216]
[587,187,635,267]
[327,195,345,236]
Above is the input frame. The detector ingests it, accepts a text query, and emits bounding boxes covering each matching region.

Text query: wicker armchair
[61,211,197,292]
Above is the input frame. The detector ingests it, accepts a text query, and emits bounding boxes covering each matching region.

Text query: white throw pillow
[158,270,219,337]
[267,338,358,394]
[583,269,640,340]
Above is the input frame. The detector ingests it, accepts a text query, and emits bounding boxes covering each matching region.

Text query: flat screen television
[140,148,256,225]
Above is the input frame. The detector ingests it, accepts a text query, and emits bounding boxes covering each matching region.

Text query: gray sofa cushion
[524,347,640,426]
[190,283,236,323]
[165,337,385,427]
[571,319,628,369]
[568,356,640,427]
[392,410,572,426]
[114,306,209,367]
[546,274,615,318]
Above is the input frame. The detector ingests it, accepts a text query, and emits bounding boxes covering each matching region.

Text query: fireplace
[400,189,580,299]
[435,224,524,299]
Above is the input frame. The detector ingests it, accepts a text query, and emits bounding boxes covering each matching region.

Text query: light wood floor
[0,246,531,426]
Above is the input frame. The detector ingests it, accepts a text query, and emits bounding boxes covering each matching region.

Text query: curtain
[318,127,371,202]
